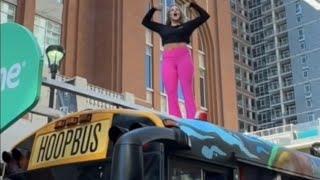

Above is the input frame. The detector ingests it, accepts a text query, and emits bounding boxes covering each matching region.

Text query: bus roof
[8,109,320,179]
[176,119,320,179]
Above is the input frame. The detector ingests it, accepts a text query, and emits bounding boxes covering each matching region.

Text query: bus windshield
[3,110,164,180]
[7,152,161,180]
[8,159,112,180]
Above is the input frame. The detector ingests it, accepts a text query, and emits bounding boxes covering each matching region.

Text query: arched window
[198,36,207,108]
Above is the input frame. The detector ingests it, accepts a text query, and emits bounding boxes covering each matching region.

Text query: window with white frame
[145,43,153,89]
[34,0,63,65]
[1,1,16,23]
[307,112,314,121]
[161,0,175,23]
[305,98,312,108]
[159,49,168,113]
[298,28,304,41]
[33,15,62,65]
[302,68,309,78]
[199,52,207,108]
[198,36,207,108]
[300,55,307,65]
[296,14,302,23]
[295,0,302,15]
[304,83,311,95]
[300,40,306,50]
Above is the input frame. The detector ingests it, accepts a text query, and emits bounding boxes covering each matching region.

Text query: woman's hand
[186,0,196,8]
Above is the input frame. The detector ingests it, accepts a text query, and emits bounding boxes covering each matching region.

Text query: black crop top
[142,2,210,45]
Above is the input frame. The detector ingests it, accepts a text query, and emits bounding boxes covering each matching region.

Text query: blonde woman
[142,0,209,119]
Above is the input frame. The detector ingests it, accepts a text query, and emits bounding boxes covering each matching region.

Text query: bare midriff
[163,42,188,51]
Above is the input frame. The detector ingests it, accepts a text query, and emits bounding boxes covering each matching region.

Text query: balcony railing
[285,108,296,115]
[281,65,291,73]
[284,94,294,102]
[277,24,287,33]
[248,119,320,147]
[283,77,293,87]
[262,4,271,12]
[86,84,124,109]
[276,11,286,21]
[271,99,281,105]
[274,0,284,7]
[280,50,290,59]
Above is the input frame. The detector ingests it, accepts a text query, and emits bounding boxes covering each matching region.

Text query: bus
[2,109,320,180]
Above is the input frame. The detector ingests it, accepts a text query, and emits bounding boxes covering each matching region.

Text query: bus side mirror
[1,151,20,176]
[11,148,30,171]
[2,151,12,164]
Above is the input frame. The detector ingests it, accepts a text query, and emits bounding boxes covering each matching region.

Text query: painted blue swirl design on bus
[179,119,260,159]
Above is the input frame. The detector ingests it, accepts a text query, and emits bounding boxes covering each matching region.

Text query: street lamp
[46,45,65,79]
[46,45,65,112]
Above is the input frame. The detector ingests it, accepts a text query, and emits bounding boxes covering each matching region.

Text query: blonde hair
[166,4,186,25]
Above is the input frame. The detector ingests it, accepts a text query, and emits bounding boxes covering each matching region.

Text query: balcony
[262,4,272,13]
[285,106,296,116]
[271,98,281,105]
[269,82,280,91]
[280,50,290,59]
[276,11,286,21]
[283,77,293,87]
[263,16,273,26]
[274,0,284,8]
[281,64,291,74]
[266,54,276,64]
[284,93,295,102]
[278,38,289,47]
[271,110,282,120]
[265,42,275,52]
[277,24,287,33]
[264,28,274,37]
[268,70,278,79]
[249,119,320,148]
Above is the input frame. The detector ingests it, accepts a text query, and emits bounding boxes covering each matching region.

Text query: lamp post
[46,45,65,111]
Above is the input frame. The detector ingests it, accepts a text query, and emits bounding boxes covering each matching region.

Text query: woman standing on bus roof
[142,0,210,119]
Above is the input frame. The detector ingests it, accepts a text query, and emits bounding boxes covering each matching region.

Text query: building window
[304,83,311,95]
[300,41,306,50]
[145,45,153,89]
[302,68,309,78]
[307,112,315,121]
[34,0,63,65]
[160,95,168,113]
[199,51,207,108]
[296,14,302,23]
[300,55,307,65]
[161,0,175,23]
[295,1,302,15]
[298,28,304,41]
[33,15,62,64]
[36,0,63,22]
[1,1,16,23]
[305,98,312,108]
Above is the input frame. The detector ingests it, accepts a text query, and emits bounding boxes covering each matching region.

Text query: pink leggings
[162,47,196,119]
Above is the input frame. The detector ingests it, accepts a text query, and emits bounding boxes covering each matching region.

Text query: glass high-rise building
[230,0,320,131]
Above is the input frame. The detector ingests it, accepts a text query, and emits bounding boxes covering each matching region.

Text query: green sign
[1,23,43,132]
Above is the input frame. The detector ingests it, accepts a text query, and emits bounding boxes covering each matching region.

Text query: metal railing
[249,119,320,146]
[31,75,163,119]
